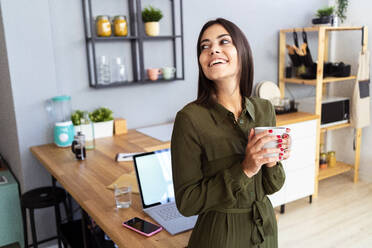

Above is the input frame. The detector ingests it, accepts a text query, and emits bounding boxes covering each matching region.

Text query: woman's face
[199,24,239,82]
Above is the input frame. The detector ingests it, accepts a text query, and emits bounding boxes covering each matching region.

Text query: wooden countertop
[276,111,319,126]
[29,111,317,247]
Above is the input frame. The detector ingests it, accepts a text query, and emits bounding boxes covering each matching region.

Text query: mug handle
[171,67,176,73]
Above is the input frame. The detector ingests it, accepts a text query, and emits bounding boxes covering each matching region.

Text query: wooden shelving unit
[278,25,368,197]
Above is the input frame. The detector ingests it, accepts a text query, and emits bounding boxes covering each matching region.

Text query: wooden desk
[30,112,318,247]
[30,130,187,248]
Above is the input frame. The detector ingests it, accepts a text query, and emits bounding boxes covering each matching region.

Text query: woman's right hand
[241,129,282,178]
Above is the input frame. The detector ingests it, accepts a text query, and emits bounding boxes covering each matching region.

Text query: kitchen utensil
[71,131,86,160]
[46,96,74,147]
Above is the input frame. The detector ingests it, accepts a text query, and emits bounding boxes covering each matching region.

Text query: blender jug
[46,95,74,147]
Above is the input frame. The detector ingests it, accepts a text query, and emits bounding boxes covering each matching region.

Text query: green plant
[89,107,114,123]
[142,6,163,23]
[71,110,84,126]
[336,0,348,23]
[316,6,334,18]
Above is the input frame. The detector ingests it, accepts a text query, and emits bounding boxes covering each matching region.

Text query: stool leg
[63,198,72,222]
[29,209,38,248]
[22,206,28,248]
[55,204,62,248]
[67,194,73,221]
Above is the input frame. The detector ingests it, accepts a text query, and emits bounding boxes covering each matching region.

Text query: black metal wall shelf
[82,0,184,89]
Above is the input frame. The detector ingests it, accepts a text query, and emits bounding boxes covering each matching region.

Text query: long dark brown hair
[194,18,254,106]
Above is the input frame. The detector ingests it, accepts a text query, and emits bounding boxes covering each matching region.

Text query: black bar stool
[21,186,69,248]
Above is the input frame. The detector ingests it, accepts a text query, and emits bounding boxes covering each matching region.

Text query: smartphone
[122,217,162,237]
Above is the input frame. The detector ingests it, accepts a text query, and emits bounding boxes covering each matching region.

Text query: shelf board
[284,76,356,85]
[281,26,364,33]
[321,122,351,133]
[142,35,182,40]
[323,76,356,82]
[318,161,353,181]
[88,36,139,41]
[91,78,183,89]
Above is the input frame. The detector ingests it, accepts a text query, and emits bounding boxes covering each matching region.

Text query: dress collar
[210,97,256,124]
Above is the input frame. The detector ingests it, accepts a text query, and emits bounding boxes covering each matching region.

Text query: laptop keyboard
[155,205,183,222]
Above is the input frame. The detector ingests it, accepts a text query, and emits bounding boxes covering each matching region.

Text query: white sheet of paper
[136,123,174,142]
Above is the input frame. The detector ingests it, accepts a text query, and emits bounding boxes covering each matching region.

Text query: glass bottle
[80,111,95,149]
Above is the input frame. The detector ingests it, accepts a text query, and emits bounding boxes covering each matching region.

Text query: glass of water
[114,185,131,209]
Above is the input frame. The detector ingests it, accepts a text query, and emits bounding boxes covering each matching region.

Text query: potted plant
[89,107,114,138]
[142,5,163,36]
[336,0,348,24]
[312,6,334,25]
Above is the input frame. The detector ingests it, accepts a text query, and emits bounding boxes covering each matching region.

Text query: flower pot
[312,16,332,25]
[144,22,159,36]
[93,120,114,139]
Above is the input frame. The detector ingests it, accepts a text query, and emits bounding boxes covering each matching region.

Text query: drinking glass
[97,55,110,85]
[114,185,131,209]
[111,57,127,83]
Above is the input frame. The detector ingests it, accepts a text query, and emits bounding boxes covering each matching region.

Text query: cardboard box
[114,118,128,135]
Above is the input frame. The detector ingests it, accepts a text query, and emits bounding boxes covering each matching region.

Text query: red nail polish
[278,144,282,148]
[283,134,288,138]
[279,156,282,160]
[286,128,291,132]
[280,148,284,151]
[276,135,281,138]
[280,153,283,156]
[278,139,283,142]
[269,130,273,133]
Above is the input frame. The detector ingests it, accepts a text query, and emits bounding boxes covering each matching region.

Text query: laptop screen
[133,149,175,208]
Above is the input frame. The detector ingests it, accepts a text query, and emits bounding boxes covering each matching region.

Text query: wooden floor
[276,172,372,248]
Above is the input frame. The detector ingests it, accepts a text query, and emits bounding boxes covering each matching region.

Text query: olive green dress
[171,97,285,248]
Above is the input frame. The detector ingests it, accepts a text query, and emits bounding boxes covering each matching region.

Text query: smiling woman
[171,18,290,248]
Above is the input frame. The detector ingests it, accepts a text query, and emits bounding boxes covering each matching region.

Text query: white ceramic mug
[254,126,287,157]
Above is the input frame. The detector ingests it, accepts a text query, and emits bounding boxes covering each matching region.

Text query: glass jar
[113,15,128,36]
[327,151,336,167]
[96,15,112,37]
[320,152,328,169]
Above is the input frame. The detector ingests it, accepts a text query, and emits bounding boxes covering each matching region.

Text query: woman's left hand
[266,128,291,167]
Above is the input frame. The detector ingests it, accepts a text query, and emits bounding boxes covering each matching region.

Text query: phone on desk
[122,217,162,237]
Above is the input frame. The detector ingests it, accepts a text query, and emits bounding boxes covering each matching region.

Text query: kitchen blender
[46,95,74,147]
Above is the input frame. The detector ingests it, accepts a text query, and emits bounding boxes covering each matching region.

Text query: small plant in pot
[312,6,334,25]
[89,107,114,139]
[142,5,163,36]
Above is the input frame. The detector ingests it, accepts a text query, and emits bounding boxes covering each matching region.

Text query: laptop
[133,148,198,235]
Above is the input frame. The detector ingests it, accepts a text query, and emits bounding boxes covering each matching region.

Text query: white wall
[0,0,327,244]
[0,1,23,187]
